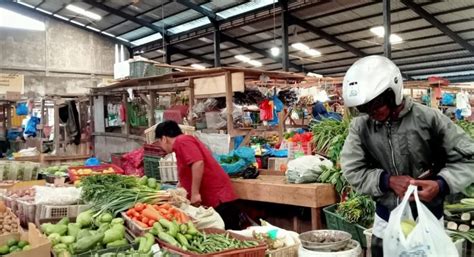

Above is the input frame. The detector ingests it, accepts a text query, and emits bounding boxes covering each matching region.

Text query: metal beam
[280,0,290,71]
[168,46,213,66]
[220,34,305,72]
[82,0,168,36]
[288,15,365,57]
[164,36,172,65]
[401,0,474,54]
[383,0,391,58]
[214,26,221,67]
[176,0,218,21]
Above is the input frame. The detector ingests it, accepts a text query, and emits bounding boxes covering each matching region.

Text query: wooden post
[225,72,233,135]
[6,104,11,129]
[54,101,60,155]
[121,94,129,135]
[149,91,156,126]
[278,111,284,143]
[39,98,45,153]
[188,79,195,126]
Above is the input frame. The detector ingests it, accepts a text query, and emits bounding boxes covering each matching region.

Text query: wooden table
[231,175,337,230]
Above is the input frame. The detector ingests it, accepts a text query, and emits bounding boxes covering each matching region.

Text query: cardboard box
[0,223,51,257]
[6,92,21,101]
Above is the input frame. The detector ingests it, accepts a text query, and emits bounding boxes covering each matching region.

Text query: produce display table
[231,175,337,230]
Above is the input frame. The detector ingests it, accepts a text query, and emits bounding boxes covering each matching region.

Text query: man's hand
[191,193,202,207]
[389,175,413,198]
[410,180,439,202]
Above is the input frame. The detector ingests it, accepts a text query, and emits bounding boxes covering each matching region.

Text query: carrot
[160,203,172,210]
[179,211,190,223]
[142,206,164,221]
[148,219,156,227]
[134,220,149,228]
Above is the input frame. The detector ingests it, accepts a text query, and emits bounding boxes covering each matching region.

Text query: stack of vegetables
[0,202,20,235]
[445,198,474,243]
[124,203,189,229]
[42,210,145,256]
[152,218,259,254]
[0,239,31,255]
[79,175,175,216]
[40,165,69,178]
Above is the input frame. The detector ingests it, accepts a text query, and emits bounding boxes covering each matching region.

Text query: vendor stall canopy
[8,0,474,83]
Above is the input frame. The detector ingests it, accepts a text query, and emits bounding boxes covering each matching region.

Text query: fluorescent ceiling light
[390,34,403,44]
[305,49,321,57]
[291,43,309,51]
[86,25,100,32]
[66,4,102,21]
[36,8,52,15]
[17,1,35,8]
[101,31,115,37]
[270,47,280,56]
[0,7,45,31]
[248,60,262,67]
[53,14,69,21]
[70,20,85,27]
[307,72,323,78]
[191,64,206,70]
[131,32,162,46]
[235,55,251,62]
[370,26,404,44]
[370,26,385,37]
[116,37,129,42]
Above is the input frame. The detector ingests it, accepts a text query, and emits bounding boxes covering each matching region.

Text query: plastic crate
[15,200,36,227]
[122,212,150,237]
[323,204,367,248]
[267,244,299,257]
[111,152,125,167]
[2,195,17,214]
[157,228,266,257]
[144,144,167,158]
[267,158,288,172]
[287,142,312,159]
[35,204,89,226]
[144,156,161,180]
[159,154,178,182]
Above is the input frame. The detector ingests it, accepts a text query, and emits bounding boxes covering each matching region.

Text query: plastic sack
[24,116,40,137]
[441,93,455,106]
[259,99,273,121]
[268,95,284,126]
[122,148,144,176]
[286,155,332,184]
[383,185,458,257]
[34,186,82,205]
[217,147,256,175]
[85,157,100,166]
[16,103,28,116]
[179,204,225,230]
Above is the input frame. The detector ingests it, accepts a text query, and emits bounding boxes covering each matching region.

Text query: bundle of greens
[336,192,375,227]
[456,120,474,138]
[80,175,171,216]
[318,166,347,196]
[311,119,349,162]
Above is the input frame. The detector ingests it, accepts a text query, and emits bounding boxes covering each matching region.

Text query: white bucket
[298,240,362,257]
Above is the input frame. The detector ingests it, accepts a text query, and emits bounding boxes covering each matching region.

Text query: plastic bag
[179,204,225,230]
[16,103,28,116]
[383,185,458,257]
[268,95,283,126]
[34,186,82,205]
[122,148,144,176]
[259,99,273,121]
[24,116,40,137]
[286,155,332,184]
[217,147,256,175]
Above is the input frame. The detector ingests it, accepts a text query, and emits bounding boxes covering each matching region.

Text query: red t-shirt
[172,135,237,208]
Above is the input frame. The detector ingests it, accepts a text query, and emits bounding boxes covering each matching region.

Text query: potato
[4,225,11,231]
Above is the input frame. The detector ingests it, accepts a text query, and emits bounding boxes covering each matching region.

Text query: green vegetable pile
[0,239,31,255]
[318,166,347,196]
[41,165,69,177]
[311,119,350,162]
[456,120,474,138]
[41,211,132,256]
[336,191,375,227]
[219,155,241,164]
[152,218,258,254]
[80,175,167,216]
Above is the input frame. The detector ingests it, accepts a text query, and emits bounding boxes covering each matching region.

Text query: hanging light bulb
[270,47,280,56]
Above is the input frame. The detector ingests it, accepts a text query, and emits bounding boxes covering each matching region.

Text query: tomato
[141,217,149,224]
[133,212,141,219]
[132,217,139,222]
[134,203,145,212]
[126,209,134,217]
[148,219,156,227]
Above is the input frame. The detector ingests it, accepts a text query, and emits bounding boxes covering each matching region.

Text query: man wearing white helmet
[340,55,474,256]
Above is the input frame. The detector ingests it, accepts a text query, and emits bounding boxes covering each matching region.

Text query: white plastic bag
[286,155,333,183]
[179,204,225,230]
[34,186,82,205]
[383,185,458,257]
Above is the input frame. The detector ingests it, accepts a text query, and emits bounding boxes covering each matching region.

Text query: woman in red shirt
[155,120,246,229]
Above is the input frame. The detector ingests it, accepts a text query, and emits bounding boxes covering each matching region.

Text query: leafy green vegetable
[311,119,350,162]
[318,166,347,195]
[336,191,375,227]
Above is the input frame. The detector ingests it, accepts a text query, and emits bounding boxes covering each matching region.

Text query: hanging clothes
[59,100,81,145]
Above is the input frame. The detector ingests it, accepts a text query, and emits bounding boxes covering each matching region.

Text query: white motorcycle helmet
[342,55,403,108]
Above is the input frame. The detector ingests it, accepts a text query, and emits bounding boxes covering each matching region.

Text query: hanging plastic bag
[383,185,458,257]
[259,99,273,121]
[16,103,28,116]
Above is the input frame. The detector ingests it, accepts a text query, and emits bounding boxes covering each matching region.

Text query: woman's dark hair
[155,120,183,139]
